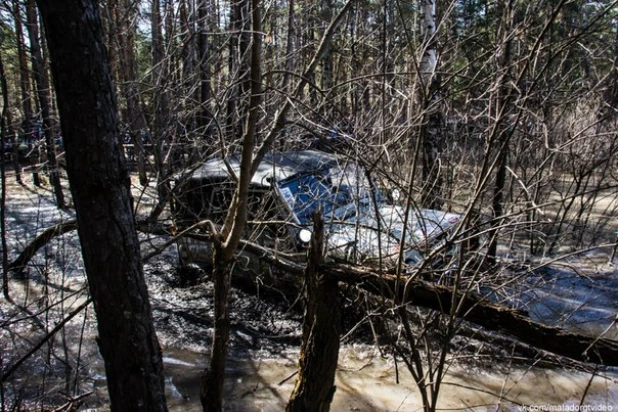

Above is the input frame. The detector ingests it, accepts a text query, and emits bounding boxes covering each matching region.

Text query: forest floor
[1,171,618,411]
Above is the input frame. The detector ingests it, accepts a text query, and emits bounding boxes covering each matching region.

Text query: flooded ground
[81,337,618,411]
[2,175,618,410]
[79,344,613,411]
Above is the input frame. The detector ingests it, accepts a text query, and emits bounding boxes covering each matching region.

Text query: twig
[52,391,94,412]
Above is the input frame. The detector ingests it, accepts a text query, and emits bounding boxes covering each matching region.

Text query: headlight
[298,228,313,244]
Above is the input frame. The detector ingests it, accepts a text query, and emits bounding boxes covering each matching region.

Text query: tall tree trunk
[180,0,196,134]
[115,0,148,185]
[487,0,514,263]
[225,0,251,140]
[12,0,28,183]
[225,3,238,137]
[200,1,262,410]
[36,1,167,409]
[199,243,232,411]
[418,0,443,210]
[197,0,213,136]
[149,0,172,221]
[15,0,36,184]
[0,49,10,299]
[281,0,296,94]
[26,0,65,208]
[320,0,333,92]
[603,21,618,119]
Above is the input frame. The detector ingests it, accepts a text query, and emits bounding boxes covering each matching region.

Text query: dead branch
[7,218,212,275]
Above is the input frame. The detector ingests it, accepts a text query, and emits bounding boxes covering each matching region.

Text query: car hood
[324,203,461,266]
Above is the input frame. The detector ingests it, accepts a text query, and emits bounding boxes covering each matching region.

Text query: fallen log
[324,263,618,367]
[7,218,201,275]
[9,219,77,276]
[9,219,618,367]
[212,242,618,367]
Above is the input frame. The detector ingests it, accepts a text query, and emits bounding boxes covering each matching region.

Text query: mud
[2,176,618,411]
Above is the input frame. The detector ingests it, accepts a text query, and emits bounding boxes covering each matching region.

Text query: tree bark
[225,0,252,140]
[35,1,167,410]
[12,0,29,183]
[179,0,198,155]
[281,0,296,94]
[604,24,618,117]
[487,0,515,263]
[148,0,174,223]
[15,0,32,124]
[287,212,340,412]
[197,0,213,134]
[319,0,334,94]
[199,241,232,412]
[0,49,10,299]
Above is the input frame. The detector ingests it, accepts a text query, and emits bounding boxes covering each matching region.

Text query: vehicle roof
[189,150,340,187]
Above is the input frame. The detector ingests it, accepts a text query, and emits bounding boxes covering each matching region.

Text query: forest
[1,0,618,411]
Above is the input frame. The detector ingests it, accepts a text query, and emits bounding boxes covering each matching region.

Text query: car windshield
[278,163,376,224]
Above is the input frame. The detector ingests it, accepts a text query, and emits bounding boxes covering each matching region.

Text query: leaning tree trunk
[36,1,167,409]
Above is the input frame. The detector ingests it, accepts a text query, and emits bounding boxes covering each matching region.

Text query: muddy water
[154,346,618,411]
[7,254,617,411]
[4,181,618,411]
[142,257,618,411]
[16,334,618,411]
[5,253,618,411]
